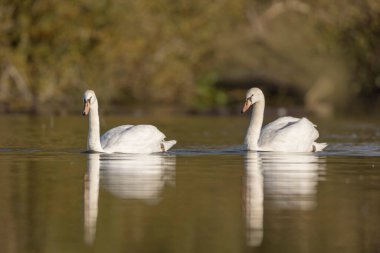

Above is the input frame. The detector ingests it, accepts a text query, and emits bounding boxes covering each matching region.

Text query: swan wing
[259,116,299,143]
[101,125,134,145]
[259,117,319,152]
[101,125,167,153]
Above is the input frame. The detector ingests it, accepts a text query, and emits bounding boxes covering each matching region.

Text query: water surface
[0,115,379,253]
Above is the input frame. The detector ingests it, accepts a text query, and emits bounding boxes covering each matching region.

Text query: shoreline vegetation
[0,1,379,116]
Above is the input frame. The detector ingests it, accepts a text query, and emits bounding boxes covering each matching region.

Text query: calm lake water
[0,114,380,253]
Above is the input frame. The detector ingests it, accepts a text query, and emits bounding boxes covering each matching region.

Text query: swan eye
[84,97,92,103]
[247,95,254,102]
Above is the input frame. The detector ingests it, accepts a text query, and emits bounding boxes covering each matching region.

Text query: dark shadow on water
[1,143,380,157]
[172,145,244,156]
[172,143,380,157]
[317,143,380,157]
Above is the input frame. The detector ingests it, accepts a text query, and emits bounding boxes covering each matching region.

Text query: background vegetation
[0,0,380,115]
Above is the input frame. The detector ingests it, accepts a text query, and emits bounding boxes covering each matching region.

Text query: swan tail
[161,140,177,152]
[312,142,327,152]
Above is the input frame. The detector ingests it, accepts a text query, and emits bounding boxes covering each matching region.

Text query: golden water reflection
[244,152,325,247]
[84,153,176,245]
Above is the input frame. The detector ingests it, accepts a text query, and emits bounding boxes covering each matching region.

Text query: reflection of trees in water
[84,153,176,245]
[244,152,325,247]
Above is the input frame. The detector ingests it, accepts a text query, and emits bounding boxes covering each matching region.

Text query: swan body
[82,90,176,153]
[241,88,327,152]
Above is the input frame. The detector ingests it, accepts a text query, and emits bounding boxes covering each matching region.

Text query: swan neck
[87,103,103,152]
[245,99,265,150]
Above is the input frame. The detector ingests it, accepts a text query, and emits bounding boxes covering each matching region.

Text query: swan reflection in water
[244,151,325,247]
[84,153,176,245]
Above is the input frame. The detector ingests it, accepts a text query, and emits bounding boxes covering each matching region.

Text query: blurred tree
[0,0,379,114]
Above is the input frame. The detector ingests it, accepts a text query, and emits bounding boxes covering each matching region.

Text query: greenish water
[0,115,380,253]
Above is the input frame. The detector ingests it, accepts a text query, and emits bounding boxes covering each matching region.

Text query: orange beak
[82,101,90,116]
[241,100,252,114]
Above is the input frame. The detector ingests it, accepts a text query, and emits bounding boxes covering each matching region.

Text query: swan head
[82,90,97,116]
[241,87,264,113]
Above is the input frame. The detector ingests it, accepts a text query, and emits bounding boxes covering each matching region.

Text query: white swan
[241,87,327,152]
[82,90,176,153]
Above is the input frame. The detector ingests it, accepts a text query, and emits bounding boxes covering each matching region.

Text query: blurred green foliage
[0,0,379,115]
[195,71,228,109]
